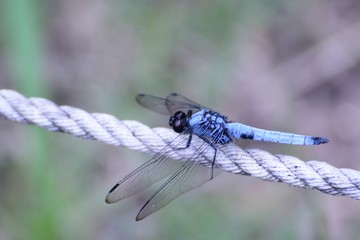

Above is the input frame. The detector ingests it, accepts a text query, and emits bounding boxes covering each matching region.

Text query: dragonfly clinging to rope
[105,93,329,221]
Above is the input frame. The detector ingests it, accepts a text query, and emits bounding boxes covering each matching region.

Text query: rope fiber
[1,89,359,200]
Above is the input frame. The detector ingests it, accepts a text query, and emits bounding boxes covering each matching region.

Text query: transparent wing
[136,93,213,115]
[105,134,189,203]
[164,93,208,114]
[135,142,223,221]
[135,94,170,115]
[105,157,182,203]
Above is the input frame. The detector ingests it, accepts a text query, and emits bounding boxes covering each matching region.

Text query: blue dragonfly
[105,93,328,220]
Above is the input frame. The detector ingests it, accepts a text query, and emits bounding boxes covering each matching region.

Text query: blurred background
[1,0,360,239]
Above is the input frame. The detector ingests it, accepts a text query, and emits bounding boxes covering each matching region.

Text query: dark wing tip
[105,183,120,204]
[136,93,146,101]
[135,94,144,103]
[312,137,329,145]
[108,183,119,193]
[168,92,178,97]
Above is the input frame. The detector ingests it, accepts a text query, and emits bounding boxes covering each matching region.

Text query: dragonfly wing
[136,94,171,115]
[135,142,222,221]
[165,92,213,114]
[105,134,189,203]
[136,161,222,221]
[105,156,183,203]
[136,92,217,116]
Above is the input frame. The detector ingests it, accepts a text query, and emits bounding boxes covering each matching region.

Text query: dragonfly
[105,93,329,221]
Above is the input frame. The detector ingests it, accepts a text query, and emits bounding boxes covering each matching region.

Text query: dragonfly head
[169,111,188,133]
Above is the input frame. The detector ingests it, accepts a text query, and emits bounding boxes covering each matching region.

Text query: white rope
[1,89,359,200]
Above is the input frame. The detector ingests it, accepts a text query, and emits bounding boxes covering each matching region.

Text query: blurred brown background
[1,0,360,239]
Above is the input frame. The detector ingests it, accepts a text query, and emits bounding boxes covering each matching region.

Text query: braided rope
[1,89,359,200]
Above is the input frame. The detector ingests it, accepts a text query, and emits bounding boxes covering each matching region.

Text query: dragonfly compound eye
[170,111,187,133]
[173,119,185,133]
[174,111,186,120]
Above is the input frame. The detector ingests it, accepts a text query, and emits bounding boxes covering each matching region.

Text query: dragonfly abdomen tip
[312,137,329,145]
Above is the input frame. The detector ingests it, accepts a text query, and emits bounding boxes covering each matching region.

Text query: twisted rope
[1,89,359,200]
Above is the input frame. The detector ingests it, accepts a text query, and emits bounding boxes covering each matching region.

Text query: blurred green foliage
[1,0,56,239]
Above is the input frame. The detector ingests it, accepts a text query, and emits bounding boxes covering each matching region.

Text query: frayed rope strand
[1,89,360,200]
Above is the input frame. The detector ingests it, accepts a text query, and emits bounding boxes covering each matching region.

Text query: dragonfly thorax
[169,111,189,133]
[189,110,232,145]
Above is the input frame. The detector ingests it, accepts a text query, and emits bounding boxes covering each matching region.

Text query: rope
[1,89,359,200]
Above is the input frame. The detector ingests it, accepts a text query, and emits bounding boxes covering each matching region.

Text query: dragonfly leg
[174,133,193,150]
[198,136,217,180]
